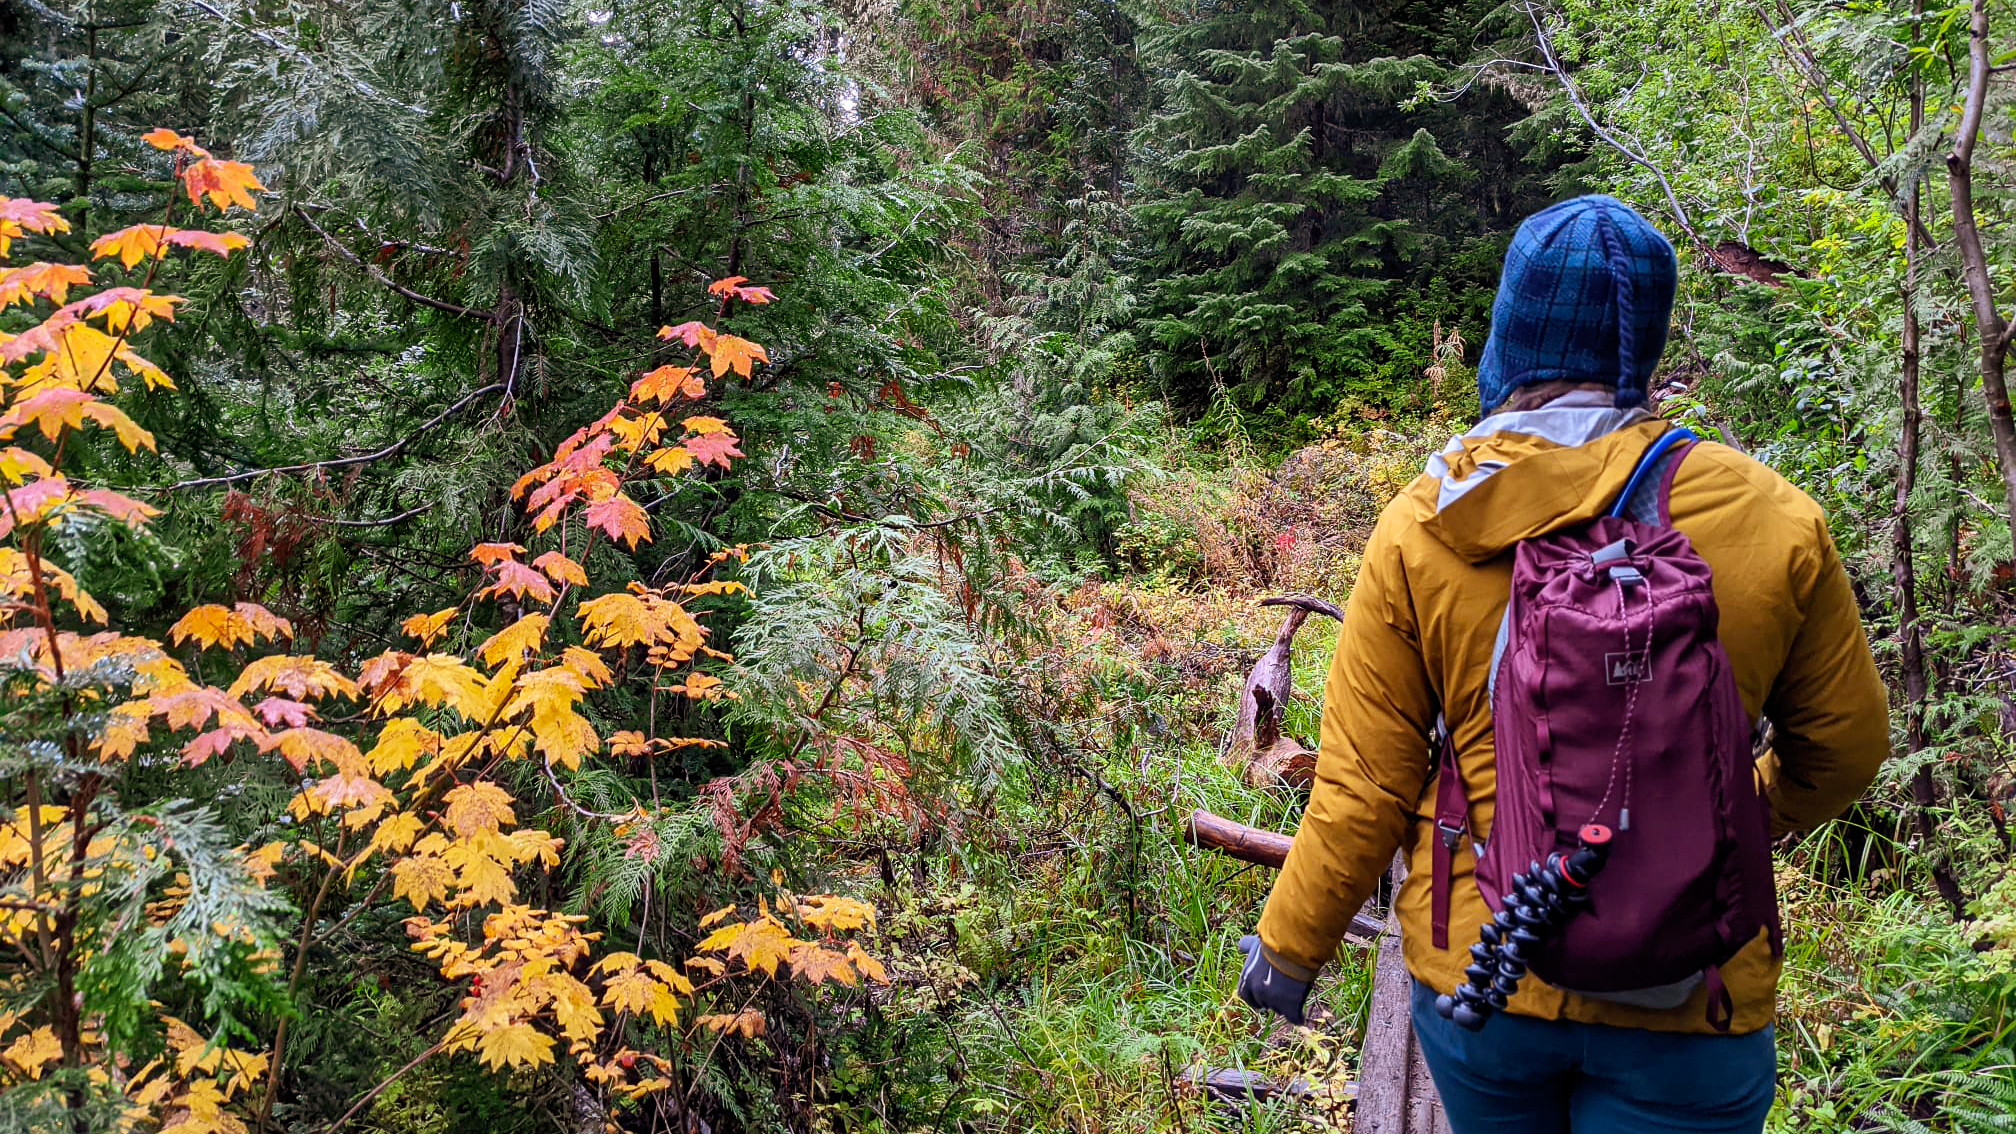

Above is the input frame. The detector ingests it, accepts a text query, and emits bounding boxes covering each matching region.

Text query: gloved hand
[1236,934,1312,1025]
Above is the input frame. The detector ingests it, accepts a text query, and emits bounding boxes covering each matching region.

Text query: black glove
[1236,934,1312,1026]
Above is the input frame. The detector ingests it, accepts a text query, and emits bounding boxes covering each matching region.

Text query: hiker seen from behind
[1235,194,1889,1134]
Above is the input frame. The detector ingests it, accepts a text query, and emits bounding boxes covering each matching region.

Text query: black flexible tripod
[1434,823,1614,1030]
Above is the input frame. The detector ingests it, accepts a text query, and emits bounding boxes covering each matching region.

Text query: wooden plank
[1354,857,1452,1134]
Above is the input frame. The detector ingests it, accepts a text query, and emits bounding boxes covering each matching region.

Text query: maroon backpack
[1430,428,1781,1031]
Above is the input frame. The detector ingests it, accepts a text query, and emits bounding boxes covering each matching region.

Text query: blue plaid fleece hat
[1475,194,1678,412]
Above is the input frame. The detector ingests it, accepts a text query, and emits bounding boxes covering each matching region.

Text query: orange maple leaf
[70,285,182,333]
[583,494,651,549]
[707,335,768,379]
[0,198,70,256]
[228,655,361,701]
[706,276,776,304]
[141,128,209,156]
[167,602,293,649]
[470,542,526,566]
[0,263,93,307]
[684,432,743,469]
[657,321,718,352]
[181,158,264,212]
[166,229,251,257]
[531,551,587,587]
[0,388,155,452]
[696,1010,765,1038]
[631,364,706,405]
[250,696,314,728]
[484,558,559,604]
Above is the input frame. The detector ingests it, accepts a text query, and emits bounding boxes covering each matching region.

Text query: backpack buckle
[1436,820,1466,850]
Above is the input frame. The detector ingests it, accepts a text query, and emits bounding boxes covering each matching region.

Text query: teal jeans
[1409,980,1776,1134]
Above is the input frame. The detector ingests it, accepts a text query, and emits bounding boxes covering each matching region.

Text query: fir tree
[1130,0,1558,420]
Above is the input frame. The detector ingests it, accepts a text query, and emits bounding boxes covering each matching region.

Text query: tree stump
[1225,594,1343,787]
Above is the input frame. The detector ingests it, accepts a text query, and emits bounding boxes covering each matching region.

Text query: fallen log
[1183,808,1387,941]
[1183,808,1293,869]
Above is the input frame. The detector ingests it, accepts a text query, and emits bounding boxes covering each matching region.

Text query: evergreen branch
[312,503,436,527]
[0,98,79,163]
[293,206,496,322]
[158,384,506,491]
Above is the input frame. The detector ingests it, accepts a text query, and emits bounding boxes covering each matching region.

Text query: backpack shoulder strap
[1609,426,1697,523]
[1429,714,1464,951]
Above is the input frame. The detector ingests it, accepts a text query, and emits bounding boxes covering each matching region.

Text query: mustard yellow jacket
[1255,415,1889,1034]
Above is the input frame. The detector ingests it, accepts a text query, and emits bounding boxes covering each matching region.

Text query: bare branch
[1755,1,1939,249]
[1525,3,1702,243]
[294,206,495,322]
[159,383,506,491]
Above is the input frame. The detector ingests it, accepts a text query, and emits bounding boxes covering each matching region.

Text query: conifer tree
[1130,0,1557,419]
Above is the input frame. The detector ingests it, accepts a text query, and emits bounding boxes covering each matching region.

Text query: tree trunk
[1900,96,1967,915]
[1946,0,2016,530]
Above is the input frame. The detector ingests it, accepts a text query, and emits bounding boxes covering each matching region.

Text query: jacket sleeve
[1256,506,1437,977]
[1762,526,1891,835]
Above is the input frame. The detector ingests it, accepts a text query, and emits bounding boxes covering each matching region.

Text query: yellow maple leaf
[446,844,516,906]
[2,1026,60,1079]
[644,445,695,476]
[559,645,613,689]
[470,1021,554,1071]
[698,903,737,929]
[443,781,515,836]
[365,811,425,858]
[595,957,682,1025]
[795,894,876,934]
[698,916,797,977]
[479,613,549,668]
[390,853,456,910]
[89,223,173,268]
[365,717,439,774]
[391,654,489,719]
[401,606,459,646]
[533,972,602,1041]
[576,591,703,653]
[0,446,53,485]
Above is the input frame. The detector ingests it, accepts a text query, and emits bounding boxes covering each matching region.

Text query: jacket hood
[1414,395,1668,563]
